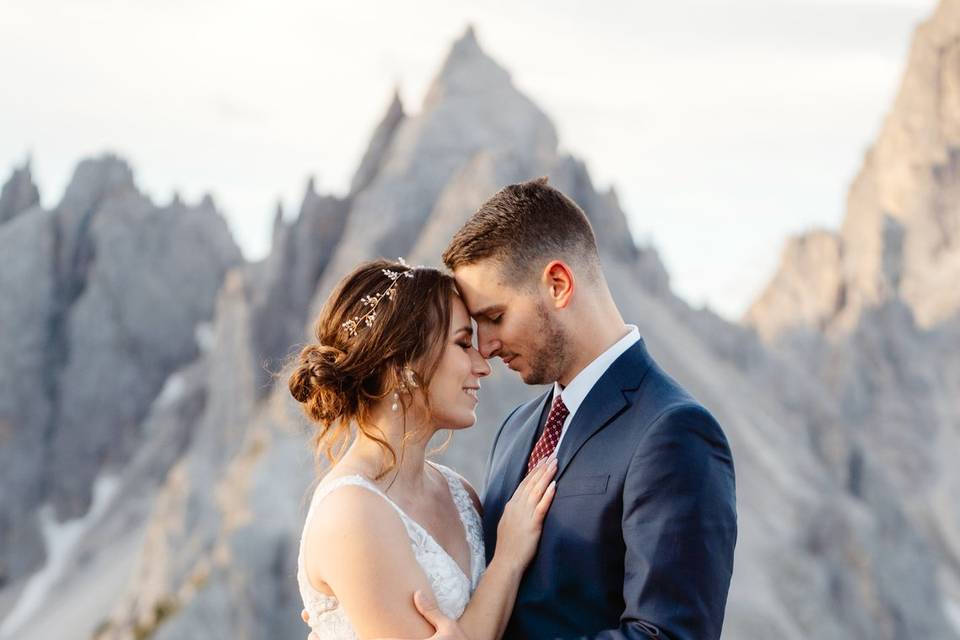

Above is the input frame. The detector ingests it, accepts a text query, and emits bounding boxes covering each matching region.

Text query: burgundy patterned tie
[526,394,569,474]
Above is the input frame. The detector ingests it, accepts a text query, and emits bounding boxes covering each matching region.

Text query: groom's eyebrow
[473,304,504,318]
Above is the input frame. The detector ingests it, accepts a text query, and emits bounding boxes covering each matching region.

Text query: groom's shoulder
[626,357,724,432]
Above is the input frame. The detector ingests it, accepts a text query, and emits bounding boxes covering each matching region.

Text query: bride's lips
[463,386,480,403]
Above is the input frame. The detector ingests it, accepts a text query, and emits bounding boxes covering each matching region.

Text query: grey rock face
[748,0,960,338]
[742,1,960,636]
[0,208,58,592]
[248,181,351,397]
[349,90,406,196]
[91,267,318,640]
[745,230,845,341]
[0,153,241,613]
[47,159,242,521]
[0,160,40,225]
[4,358,208,640]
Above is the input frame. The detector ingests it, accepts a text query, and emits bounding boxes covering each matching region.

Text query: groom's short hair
[441,177,602,286]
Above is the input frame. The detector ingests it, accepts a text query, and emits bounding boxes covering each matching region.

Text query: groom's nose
[477,327,501,359]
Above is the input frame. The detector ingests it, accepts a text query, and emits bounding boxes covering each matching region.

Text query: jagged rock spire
[0,157,41,225]
[57,153,136,217]
[313,26,558,307]
[748,0,960,339]
[349,89,405,195]
[421,25,514,110]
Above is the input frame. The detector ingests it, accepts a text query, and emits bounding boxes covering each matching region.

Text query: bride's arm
[453,457,557,640]
[307,487,439,639]
[305,460,557,640]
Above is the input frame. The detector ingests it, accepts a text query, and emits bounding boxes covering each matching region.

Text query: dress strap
[426,462,485,590]
[428,462,470,508]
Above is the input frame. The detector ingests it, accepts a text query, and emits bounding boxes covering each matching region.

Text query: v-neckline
[356,463,474,585]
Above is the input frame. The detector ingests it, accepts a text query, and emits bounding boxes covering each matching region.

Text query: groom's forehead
[453,262,509,313]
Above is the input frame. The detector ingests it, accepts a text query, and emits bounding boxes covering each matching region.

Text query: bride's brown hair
[288,259,457,479]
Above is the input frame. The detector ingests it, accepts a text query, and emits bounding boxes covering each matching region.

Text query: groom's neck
[556,289,627,387]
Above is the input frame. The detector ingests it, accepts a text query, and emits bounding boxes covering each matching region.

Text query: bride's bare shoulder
[310,480,403,543]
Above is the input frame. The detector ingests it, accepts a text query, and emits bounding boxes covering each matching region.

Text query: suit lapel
[554,339,653,480]
[491,389,551,505]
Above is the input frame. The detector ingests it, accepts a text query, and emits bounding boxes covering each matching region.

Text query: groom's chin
[519,370,548,386]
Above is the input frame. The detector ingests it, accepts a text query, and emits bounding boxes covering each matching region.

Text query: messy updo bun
[289,343,353,423]
[288,259,457,478]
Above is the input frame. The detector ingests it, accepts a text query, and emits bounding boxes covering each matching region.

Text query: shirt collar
[553,324,640,418]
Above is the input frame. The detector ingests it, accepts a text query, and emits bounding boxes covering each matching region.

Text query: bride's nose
[471,348,492,377]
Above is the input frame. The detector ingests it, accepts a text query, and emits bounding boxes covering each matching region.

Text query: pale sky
[1,0,939,319]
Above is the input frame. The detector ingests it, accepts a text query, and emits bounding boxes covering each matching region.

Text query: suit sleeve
[560,404,738,640]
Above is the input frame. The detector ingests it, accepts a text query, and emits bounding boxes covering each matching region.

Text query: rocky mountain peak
[58,153,137,217]
[747,0,960,340]
[422,25,513,110]
[0,158,41,225]
[313,27,558,304]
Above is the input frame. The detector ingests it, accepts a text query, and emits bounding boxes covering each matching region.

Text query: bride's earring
[391,391,400,412]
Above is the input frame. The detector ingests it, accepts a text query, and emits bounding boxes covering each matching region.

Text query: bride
[288,259,557,640]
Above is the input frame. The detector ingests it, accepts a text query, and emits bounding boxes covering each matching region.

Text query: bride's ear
[541,260,575,309]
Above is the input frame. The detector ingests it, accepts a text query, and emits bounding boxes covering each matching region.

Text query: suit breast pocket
[555,474,609,498]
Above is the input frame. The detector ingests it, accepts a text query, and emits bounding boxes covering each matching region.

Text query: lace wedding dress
[297,462,486,639]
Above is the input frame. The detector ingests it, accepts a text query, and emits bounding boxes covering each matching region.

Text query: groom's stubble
[521,298,572,386]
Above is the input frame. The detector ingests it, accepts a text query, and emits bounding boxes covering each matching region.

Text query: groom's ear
[541,260,575,309]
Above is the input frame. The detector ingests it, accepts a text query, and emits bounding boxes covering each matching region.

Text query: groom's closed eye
[473,304,504,322]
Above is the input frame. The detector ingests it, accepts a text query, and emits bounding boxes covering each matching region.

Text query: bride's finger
[534,480,557,520]
[528,458,558,506]
[515,457,548,495]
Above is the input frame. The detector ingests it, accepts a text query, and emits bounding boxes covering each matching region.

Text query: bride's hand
[494,455,558,571]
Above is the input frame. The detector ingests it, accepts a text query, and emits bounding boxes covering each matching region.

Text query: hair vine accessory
[403,366,418,388]
[341,258,425,338]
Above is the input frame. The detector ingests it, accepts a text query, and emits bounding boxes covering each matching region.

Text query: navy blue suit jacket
[481,339,737,639]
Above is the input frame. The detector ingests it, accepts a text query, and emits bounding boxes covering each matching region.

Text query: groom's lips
[502,355,517,368]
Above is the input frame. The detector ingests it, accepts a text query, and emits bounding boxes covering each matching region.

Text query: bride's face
[426,294,491,429]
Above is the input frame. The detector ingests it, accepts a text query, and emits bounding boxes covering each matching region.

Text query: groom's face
[453,260,569,385]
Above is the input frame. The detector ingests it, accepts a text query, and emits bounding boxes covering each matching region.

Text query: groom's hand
[408,590,467,640]
[302,609,319,640]
[301,590,466,640]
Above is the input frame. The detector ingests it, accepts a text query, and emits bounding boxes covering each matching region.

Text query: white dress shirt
[551,324,641,451]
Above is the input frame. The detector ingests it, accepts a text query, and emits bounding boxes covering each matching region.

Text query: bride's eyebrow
[454,326,473,338]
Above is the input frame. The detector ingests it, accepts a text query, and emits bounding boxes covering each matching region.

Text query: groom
[434,177,737,639]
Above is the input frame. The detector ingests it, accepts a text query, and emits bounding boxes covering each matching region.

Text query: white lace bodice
[297,462,486,639]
